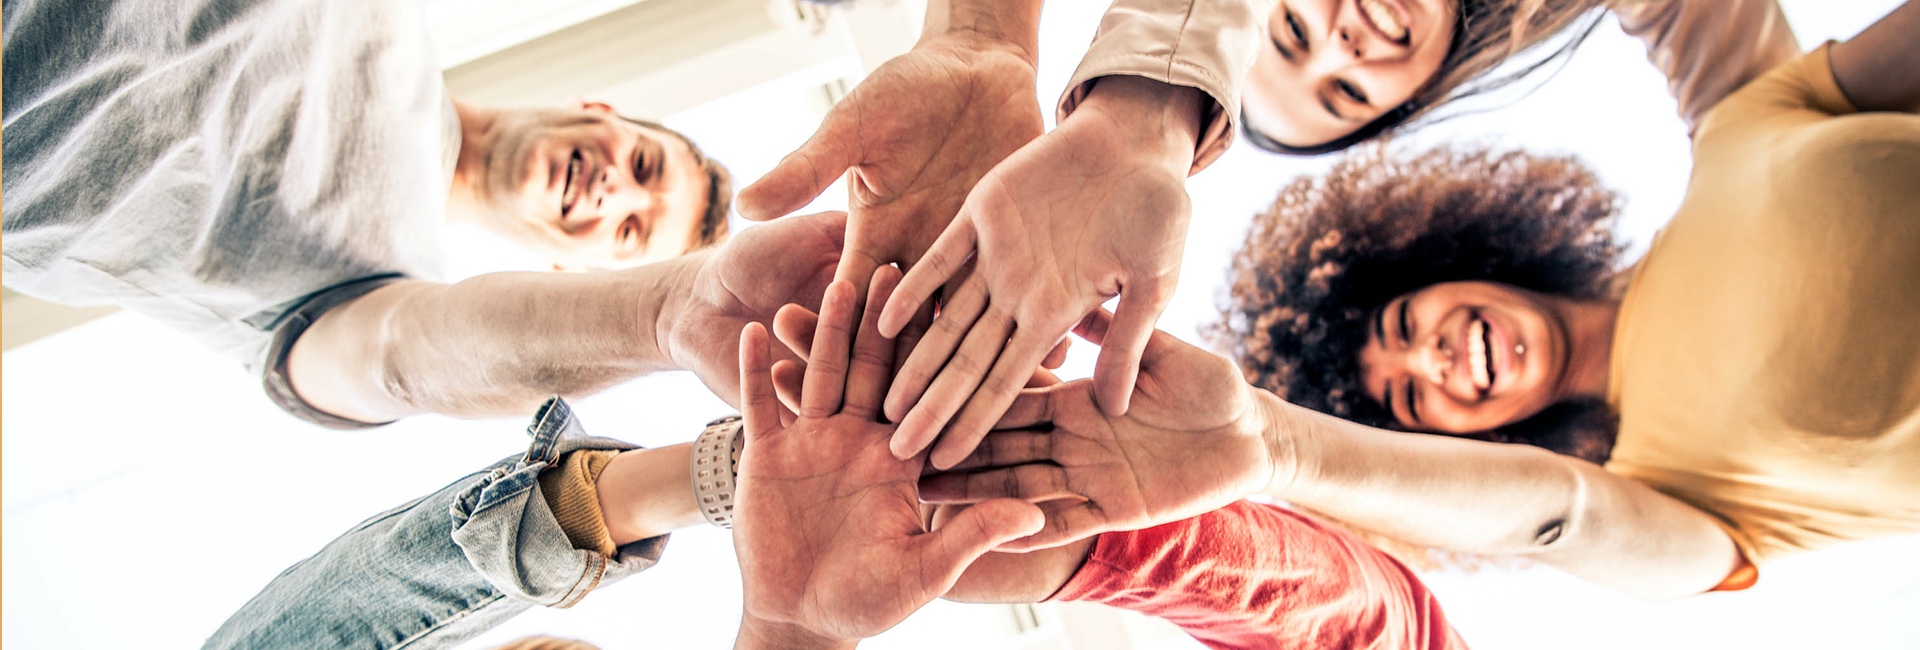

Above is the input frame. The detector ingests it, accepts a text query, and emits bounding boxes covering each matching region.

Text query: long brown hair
[1247,0,1610,155]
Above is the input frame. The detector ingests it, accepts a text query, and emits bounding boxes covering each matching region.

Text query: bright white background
[4,1,1915,649]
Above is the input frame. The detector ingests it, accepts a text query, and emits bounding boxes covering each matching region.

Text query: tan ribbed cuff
[539,449,622,557]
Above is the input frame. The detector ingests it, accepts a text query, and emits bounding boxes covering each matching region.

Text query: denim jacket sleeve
[202,397,670,650]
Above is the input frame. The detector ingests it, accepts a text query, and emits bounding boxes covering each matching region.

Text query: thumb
[914,498,1046,587]
[737,119,859,221]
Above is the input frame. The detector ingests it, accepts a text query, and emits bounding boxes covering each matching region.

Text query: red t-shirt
[1048,501,1468,650]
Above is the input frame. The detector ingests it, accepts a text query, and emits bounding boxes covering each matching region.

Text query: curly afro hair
[1213,145,1627,464]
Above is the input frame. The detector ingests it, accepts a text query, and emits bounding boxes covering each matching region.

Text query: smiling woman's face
[1243,0,1458,149]
[1358,281,1568,434]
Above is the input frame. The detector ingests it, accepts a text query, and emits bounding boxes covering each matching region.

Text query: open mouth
[1467,312,1496,397]
[1359,0,1410,44]
[560,149,583,218]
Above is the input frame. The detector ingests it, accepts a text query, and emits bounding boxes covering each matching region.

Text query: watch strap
[691,415,743,529]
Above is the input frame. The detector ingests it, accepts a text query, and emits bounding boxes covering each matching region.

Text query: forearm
[597,444,705,545]
[1612,0,1799,130]
[1830,0,1920,113]
[288,254,702,422]
[1258,391,1738,598]
[920,0,1044,63]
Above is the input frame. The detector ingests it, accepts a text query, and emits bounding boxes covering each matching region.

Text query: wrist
[645,251,709,372]
[735,613,856,650]
[1253,389,1305,498]
[1064,76,1209,174]
[920,0,1043,66]
[597,444,704,546]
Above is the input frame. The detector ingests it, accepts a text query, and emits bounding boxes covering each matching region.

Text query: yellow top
[1606,44,1920,570]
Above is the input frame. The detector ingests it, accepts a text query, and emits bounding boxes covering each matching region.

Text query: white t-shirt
[3,0,458,367]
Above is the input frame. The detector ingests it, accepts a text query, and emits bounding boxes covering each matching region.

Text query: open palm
[918,314,1283,552]
[736,33,1044,298]
[877,113,1192,469]
[732,270,1042,642]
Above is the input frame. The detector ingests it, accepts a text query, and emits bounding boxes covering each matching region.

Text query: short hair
[1246,0,1609,155]
[620,116,733,250]
[1211,144,1626,463]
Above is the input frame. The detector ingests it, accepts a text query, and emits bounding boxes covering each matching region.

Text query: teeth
[1468,318,1490,392]
[562,155,581,215]
[1361,0,1407,41]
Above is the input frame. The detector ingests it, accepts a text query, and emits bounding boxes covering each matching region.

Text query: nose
[1409,336,1449,386]
[592,168,617,211]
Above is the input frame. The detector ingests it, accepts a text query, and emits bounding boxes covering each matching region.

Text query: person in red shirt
[941,500,1467,650]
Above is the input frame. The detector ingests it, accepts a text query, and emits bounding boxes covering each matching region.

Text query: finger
[1041,337,1070,370]
[844,266,903,418]
[890,298,934,368]
[891,307,1014,460]
[735,119,857,221]
[994,500,1114,553]
[911,498,1045,592]
[932,330,1058,469]
[918,463,1075,503]
[937,431,1055,473]
[772,303,820,362]
[1092,287,1171,417]
[1023,367,1061,388]
[738,323,779,442]
[800,281,858,417]
[1070,308,1115,346]
[880,219,976,337]
[831,248,884,312]
[883,276,988,423]
[992,390,1055,430]
[771,359,806,415]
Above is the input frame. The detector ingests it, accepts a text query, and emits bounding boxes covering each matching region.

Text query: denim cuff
[450,397,667,608]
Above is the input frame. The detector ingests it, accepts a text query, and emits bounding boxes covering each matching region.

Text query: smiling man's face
[470,101,723,269]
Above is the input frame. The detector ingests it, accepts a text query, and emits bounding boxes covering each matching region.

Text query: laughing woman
[1238,0,1800,153]
[1230,1,1919,595]
[924,1,1920,600]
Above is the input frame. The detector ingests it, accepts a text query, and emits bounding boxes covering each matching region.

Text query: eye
[1285,11,1308,48]
[617,215,643,253]
[632,148,650,185]
[1336,79,1370,105]
[1398,298,1412,345]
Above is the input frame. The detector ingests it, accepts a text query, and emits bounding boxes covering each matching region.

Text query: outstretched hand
[876,77,1207,469]
[731,268,1044,646]
[735,31,1044,300]
[917,311,1287,552]
[666,210,845,409]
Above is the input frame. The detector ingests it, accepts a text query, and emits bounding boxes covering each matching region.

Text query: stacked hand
[666,210,846,408]
[736,31,1044,301]
[917,311,1289,551]
[872,76,1209,470]
[730,268,1044,648]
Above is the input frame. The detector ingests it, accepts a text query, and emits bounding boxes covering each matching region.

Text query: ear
[577,100,616,115]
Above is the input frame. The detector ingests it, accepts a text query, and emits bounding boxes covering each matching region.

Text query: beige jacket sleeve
[1612,0,1800,134]
[1059,0,1264,174]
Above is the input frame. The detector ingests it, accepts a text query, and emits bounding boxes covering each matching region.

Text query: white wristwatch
[691,415,745,529]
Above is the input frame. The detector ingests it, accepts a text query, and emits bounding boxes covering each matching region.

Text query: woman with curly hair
[923,0,1920,602]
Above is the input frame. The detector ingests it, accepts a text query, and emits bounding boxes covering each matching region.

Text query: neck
[447,96,497,226]
[1552,297,1620,402]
